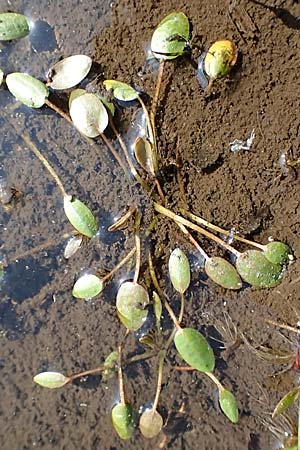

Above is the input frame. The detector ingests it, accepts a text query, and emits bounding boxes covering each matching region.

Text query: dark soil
[1,0,300,449]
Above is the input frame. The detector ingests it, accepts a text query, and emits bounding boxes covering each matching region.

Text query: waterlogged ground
[1,0,300,449]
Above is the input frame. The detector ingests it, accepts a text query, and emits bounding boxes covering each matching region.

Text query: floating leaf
[72,273,103,299]
[69,88,85,108]
[33,371,68,389]
[139,409,163,438]
[102,351,118,382]
[0,13,29,41]
[69,91,108,137]
[48,55,92,90]
[134,137,155,176]
[205,257,242,290]
[236,250,284,288]
[174,327,215,372]
[116,281,149,331]
[6,72,49,108]
[64,235,83,259]
[219,388,239,424]
[272,386,300,418]
[263,241,292,265]
[168,248,190,294]
[204,40,238,80]
[96,94,115,116]
[151,12,190,60]
[153,291,162,326]
[111,403,135,440]
[103,80,139,102]
[0,69,3,86]
[63,196,98,237]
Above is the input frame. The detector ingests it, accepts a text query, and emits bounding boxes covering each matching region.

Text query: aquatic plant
[0,10,294,442]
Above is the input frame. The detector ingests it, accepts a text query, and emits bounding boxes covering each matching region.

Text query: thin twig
[102,247,136,283]
[265,318,300,335]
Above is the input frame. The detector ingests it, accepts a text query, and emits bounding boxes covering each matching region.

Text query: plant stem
[150,60,165,130]
[176,221,209,260]
[133,212,141,284]
[181,209,264,250]
[102,247,136,283]
[205,371,224,391]
[20,132,67,197]
[118,344,126,405]
[45,98,73,125]
[66,350,157,383]
[137,96,159,174]
[148,251,168,300]
[99,131,131,180]
[264,318,300,335]
[164,298,181,330]
[152,350,165,413]
[154,203,241,258]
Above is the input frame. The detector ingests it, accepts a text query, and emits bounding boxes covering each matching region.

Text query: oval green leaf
[111,403,135,440]
[204,40,238,80]
[263,241,292,265]
[174,327,215,372]
[69,92,108,137]
[48,55,92,90]
[151,12,190,60]
[102,351,118,382]
[63,196,98,237]
[272,386,300,419]
[153,291,162,327]
[72,273,103,299]
[0,13,29,41]
[116,281,149,331]
[6,72,49,108]
[236,250,284,288]
[33,371,68,389]
[219,388,239,424]
[139,409,163,438]
[103,80,139,102]
[205,257,242,290]
[168,248,191,294]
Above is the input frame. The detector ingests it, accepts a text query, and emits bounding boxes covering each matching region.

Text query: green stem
[118,344,126,405]
[154,203,241,258]
[205,371,224,391]
[176,221,209,260]
[152,350,165,413]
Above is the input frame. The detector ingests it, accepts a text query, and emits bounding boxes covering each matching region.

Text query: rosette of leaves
[151,12,190,60]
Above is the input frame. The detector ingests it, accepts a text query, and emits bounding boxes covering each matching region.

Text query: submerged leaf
[272,386,300,418]
[111,403,135,440]
[69,91,108,137]
[168,248,190,294]
[48,55,92,90]
[153,291,162,326]
[6,72,49,108]
[33,371,68,389]
[0,13,29,41]
[103,80,139,102]
[102,351,118,382]
[263,241,292,265]
[63,196,98,237]
[236,250,284,288]
[204,40,238,80]
[139,409,163,438]
[205,257,242,290]
[72,273,103,299]
[219,388,239,423]
[174,327,215,372]
[151,12,190,60]
[134,137,155,176]
[116,281,149,331]
[64,235,83,259]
